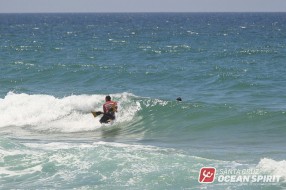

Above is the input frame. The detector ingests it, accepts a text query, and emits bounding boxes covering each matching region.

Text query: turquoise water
[1,13,286,189]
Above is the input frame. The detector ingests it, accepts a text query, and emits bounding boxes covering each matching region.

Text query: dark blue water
[1,13,286,189]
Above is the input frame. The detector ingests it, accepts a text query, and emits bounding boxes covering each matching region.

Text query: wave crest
[0,92,140,132]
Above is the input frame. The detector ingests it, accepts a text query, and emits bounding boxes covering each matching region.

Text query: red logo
[198,167,216,183]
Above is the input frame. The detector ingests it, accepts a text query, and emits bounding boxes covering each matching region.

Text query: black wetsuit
[99,113,115,123]
[99,101,117,124]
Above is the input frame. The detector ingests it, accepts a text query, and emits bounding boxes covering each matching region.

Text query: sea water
[1,13,286,189]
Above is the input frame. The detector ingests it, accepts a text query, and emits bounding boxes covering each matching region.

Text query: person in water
[100,95,118,124]
[176,97,182,101]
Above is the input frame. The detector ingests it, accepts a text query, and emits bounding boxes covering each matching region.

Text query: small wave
[1,91,285,148]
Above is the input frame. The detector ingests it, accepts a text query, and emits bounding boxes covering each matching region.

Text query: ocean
[0,13,286,189]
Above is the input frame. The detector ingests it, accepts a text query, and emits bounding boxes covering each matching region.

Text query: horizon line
[1,11,286,14]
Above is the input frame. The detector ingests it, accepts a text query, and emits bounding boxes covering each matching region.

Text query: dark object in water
[176,97,182,101]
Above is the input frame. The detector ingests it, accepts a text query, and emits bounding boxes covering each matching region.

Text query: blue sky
[0,0,286,13]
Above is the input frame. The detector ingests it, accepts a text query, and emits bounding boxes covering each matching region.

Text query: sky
[0,0,286,13]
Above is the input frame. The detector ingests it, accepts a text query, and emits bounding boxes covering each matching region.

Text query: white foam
[256,158,286,181]
[0,164,42,177]
[0,92,141,132]
[23,141,174,155]
[0,147,44,177]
